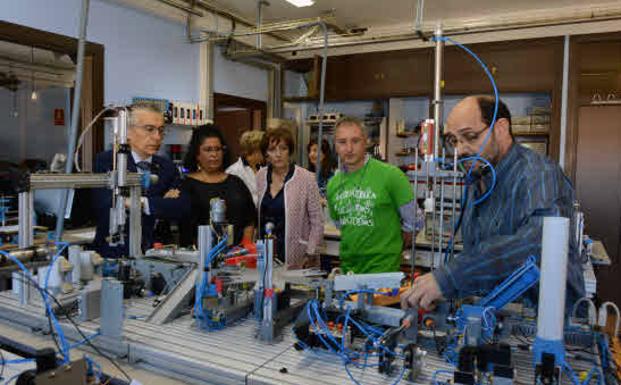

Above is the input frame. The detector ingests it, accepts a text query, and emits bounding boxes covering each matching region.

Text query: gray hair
[129,102,163,127]
[335,116,367,137]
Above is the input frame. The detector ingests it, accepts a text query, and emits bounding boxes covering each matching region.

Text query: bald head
[445,96,513,164]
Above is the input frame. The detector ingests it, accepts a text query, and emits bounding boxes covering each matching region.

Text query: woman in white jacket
[226,130,264,205]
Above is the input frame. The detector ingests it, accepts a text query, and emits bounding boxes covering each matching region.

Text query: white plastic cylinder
[536,216,569,341]
[68,245,82,285]
[79,251,95,281]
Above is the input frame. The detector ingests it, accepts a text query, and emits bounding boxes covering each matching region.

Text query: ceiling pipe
[263,7,621,53]
[157,0,203,16]
[193,0,291,42]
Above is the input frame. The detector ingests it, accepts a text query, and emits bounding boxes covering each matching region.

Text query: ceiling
[109,0,621,57]
[207,0,620,31]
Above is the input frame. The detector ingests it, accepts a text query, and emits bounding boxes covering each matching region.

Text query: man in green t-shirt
[327,116,420,273]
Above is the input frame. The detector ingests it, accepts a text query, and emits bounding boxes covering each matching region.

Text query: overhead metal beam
[154,0,203,16]
[264,8,621,53]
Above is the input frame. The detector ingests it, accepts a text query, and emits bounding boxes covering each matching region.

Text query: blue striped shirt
[433,144,585,306]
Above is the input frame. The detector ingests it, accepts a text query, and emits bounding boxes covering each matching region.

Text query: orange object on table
[349,285,411,306]
[224,254,257,268]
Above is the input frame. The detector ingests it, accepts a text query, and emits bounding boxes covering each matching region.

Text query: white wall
[2,0,271,105]
[2,0,201,104]
[213,46,269,102]
[2,0,271,157]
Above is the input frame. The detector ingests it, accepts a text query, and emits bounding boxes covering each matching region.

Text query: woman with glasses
[179,124,256,247]
[257,125,324,269]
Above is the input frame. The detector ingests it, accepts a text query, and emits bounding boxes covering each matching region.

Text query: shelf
[396,132,417,138]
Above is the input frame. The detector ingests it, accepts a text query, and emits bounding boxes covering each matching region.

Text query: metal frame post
[18,191,33,304]
[129,186,142,257]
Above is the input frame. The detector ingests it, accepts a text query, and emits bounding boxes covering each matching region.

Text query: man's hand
[401,273,444,310]
[163,188,180,199]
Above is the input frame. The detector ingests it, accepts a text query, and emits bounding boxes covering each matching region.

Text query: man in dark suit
[92,103,188,258]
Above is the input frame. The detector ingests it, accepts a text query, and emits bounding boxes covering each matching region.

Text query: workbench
[0,290,599,385]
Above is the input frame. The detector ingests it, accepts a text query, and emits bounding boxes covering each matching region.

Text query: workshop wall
[2,0,201,104]
[214,46,269,102]
[2,0,270,156]
[2,0,270,104]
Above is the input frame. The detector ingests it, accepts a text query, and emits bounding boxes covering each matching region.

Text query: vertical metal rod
[450,149,458,262]
[315,22,329,184]
[432,23,444,161]
[438,148,446,260]
[55,0,90,241]
[264,238,274,324]
[410,147,419,284]
[415,0,425,32]
[116,109,129,188]
[18,191,33,304]
[129,186,142,258]
[256,0,263,50]
[559,35,570,170]
[197,225,213,312]
[427,159,435,269]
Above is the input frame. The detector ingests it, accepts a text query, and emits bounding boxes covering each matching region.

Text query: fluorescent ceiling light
[285,0,314,7]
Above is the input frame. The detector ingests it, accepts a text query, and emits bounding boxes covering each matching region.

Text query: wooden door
[215,109,252,162]
[576,105,621,304]
[213,93,266,163]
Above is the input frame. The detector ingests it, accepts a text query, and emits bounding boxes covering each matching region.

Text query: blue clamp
[479,255,540,310]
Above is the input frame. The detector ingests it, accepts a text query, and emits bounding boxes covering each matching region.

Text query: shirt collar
[131,151,152,164]
[340,154,370,173]
[267,163,295,184]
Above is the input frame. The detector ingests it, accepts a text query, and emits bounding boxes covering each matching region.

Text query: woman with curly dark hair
[179,124,255,247]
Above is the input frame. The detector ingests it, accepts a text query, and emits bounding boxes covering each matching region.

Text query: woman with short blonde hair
[226,130,265,205]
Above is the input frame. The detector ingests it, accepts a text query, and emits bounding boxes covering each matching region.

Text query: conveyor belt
[0,292,600,385]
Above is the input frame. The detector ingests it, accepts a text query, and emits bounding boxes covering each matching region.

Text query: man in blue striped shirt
[402,95,584,310]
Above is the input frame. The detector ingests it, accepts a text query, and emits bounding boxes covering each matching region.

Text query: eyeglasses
[135,124,167,137]
[203,146,224,153]
[445,126,489,148]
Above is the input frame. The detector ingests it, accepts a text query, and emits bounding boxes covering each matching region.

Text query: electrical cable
[0,349,4,382]
[35,282,132,382]
[599,301,620,337]
[433,36,499,180]
[6,264,132,382]
[303,299,407,385]
[73,106,113,172]
[194,235,229,327]
[571,297,598,326]
[1,250,70,364]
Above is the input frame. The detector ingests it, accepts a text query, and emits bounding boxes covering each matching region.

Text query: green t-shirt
[327,158,414,273]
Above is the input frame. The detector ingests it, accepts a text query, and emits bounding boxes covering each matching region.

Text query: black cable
[244,344,294,385]
[13,275,132,382]
[24,258,64,358]
[41,287,133,382]
[11,275,63,361]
